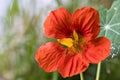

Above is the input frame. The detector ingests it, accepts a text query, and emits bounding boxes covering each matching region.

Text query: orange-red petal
[58,53,89,78]
[84,37,111,64]
[44,8,72,39]
[35,42,66,72]
[72,7,100,40]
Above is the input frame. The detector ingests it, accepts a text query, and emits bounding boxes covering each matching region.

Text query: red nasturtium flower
[35,7,111,78]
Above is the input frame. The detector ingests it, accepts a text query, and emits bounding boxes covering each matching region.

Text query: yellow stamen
[58,30,86,53]
[57,38,73,47]
[73,30,78,41]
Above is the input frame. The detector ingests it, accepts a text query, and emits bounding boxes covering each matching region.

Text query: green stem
[96,62,101,80]
[52,71,58,80]
[80,72,84,80]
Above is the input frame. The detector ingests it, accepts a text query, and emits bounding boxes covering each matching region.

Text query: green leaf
[98,0,120,57]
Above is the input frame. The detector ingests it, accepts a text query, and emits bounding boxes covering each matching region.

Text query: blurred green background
[1,0,120,80]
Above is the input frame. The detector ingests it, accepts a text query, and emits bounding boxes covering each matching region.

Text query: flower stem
[52,71,58,80]
[96,62,101,80]
[80,72,84,80]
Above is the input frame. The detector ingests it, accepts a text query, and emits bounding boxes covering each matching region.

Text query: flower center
[58,30,86,53]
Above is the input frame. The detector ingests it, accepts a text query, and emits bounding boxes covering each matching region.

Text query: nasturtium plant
[98,0,120,58]
[35,0,120,80]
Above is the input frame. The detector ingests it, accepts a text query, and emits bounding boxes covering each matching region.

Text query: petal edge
[35,42,66,72]
[72,7,100,40]
[84,37,111,64]
[44,8,72,39]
